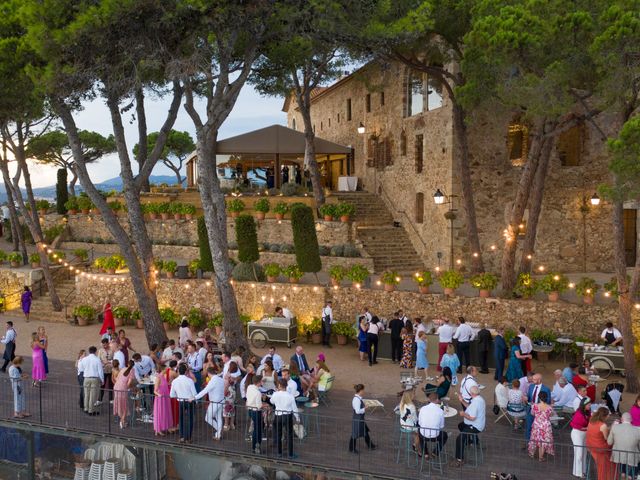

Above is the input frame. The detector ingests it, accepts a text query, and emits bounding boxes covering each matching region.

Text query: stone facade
[285,62,618,274]
[71,276,628,340]
[0,267,44,310]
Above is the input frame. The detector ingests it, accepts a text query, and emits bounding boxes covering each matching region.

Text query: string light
[435,266,441,272]
[635,303,640,310]
[472,252,479,258]
[206,281,212,287]
[414,272,420,277]
[376,280,381,286]
[282,296,287,301]
[569,283,575,289]
[604,292,611,298]
[553,275,560,281]
[395,276,401,282]
[313,286,318,292]
[271,285,276,291]
[538,266,545,272]
[490,245,496,251]
[526,254,532,260]
[251,283,256,288]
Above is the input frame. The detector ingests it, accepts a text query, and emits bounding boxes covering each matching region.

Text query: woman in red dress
[572,367,596,402]
[99,299,115,336]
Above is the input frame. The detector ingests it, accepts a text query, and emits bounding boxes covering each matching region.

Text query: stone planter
[136,319,144,329]
[267,276,277,283]
[583,295,594,305]
[163,322,170,331]
[31,262,40,269]
[81,209,90,215]
[10,261,20,268]
[340,215,350,223]
[149,213,158,220]
[255,212,266,220]
[275,213,284,220]
[166,271,175,279]
[330,278,341,287]
[384,283,395,292]
[38,209,47,216]
[161,213,170,220]
[289,278,299,284]
[185,214,194,220]
[173,214,182,220]
[311,333,322,344]
[323,215,333,222]
[548,291,559,302]
[107,269,116,275]
[77,316,89,327]
[91,210,101,215]
[114,317,124,327]
[479,289,491,298]
[336,335,348,345]
[418,286,429,294]
[68,209,77,215]
[444,287,455,296]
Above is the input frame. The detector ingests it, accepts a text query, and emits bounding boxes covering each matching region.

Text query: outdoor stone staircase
[9,277,76,323]
[333,192,425,274]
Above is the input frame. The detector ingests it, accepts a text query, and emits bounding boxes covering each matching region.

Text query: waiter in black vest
[349,384,376,454]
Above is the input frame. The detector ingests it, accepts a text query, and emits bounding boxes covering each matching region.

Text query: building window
[380,91,385,106]
[320,121,323,131]
[427,76,443,110]
[557,125,583,166]
[346,98,352,121]
[366,93,371,113]
[291,118,296,131]
[415,193,424,224]
[508,123,530,166]
[400,131,407,156]
[406,71,424,117]
[337,113,340,123]
[328,118,331,127]
[415,134,424,173]
[313,124,316,133]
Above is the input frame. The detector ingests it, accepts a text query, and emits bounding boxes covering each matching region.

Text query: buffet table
[337,176,358,192]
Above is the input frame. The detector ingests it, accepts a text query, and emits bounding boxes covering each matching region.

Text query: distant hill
[0,175,182,204]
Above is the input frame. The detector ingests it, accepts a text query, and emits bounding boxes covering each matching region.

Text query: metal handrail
[378,185,429,253]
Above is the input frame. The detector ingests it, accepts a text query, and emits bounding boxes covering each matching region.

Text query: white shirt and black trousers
[454,324,474,373]
[322,306,333,346]
[170,375,197,442]
[1,327,16,372]
[367,322,380,366]
[349,395,375,453]
[270,390,299,457]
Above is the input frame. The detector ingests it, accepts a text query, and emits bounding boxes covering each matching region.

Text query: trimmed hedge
[235,214,259,263]
[232,262,265,282]
[197,216,214,272]
[290,204,321,273]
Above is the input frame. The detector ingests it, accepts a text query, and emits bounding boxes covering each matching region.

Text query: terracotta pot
[91,209,101,215]
[275,213,284,220]
[289,277,299,284]
[331,278,341,287]
[114,317,124,327]
[136,319,144,329]
[107,269,116,275]
[166,271,175,278]
[418,285,429,294]
[340,215,350,223]
[215,326,223,336]
[185,214,193,220]
[336,335,347,345]
[255,212,266,220]
[311,333,322,344]
[548,291,559,302]
[38,209,47,216]
[583,295,594,305]
[173,214,182,220]
[267,276,277,283]
[77,317,89,327]
[479,289,491,298]
[384,283,395,292]
[31,262,40,269]
[324,215,333,221]
[10,261,19,268]
[81,209,90,214]
[68,209,77,215]
[149,213,158,220]
[161,213,169,220]
[163,322,170,331]
[231,211,240,218]
[444,287,455,296]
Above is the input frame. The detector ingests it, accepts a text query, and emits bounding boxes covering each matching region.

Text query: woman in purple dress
[21,287,32,322]
[31,332,46,386]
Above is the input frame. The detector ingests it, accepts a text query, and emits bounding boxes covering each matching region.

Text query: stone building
[283,61,628,275]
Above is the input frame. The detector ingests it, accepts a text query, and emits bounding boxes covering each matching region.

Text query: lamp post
[433,188,458,270]
[581,192,601,272]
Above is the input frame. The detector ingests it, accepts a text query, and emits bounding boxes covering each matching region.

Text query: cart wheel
[251,331,267,349]
[591,358,613,379]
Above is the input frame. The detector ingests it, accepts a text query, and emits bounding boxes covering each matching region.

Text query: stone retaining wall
[0,267,44,310]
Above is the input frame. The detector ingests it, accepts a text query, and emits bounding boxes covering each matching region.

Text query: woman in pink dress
[528,391,555,461]
[113,360,136,429]
[31,332,46,386]
[153,366,172,436]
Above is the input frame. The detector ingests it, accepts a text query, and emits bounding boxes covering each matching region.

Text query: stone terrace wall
[72,277,624,339]
[65,215,352,247]
[0,267,44,310]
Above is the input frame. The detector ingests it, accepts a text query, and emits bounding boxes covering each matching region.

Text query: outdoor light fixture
[357,122,365,134]
[433,188,445,205]
[590,193,601,206]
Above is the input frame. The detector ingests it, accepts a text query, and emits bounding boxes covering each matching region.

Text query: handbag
[293,422,306,439]
[492,404,500,415]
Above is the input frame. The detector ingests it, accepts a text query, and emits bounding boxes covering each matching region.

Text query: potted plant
[159,307,177,331]
[29,253,41,268]
[182,203,196,220]
[381,270,401,292]
[168,202,182,220]
[158,202,170,220]
[77,196,92,214]
[283,264,304,283]
[228,198,245,218]
[73,305,96,327]
[112,306,131,327]
[264,263,280,283]
[273,202,289,220]
[0,251,7,265]
[154,259,164,276]
[470,272,499,298]
[64,197,79,215]
[103,255,122,275]
[575,277,600,305]
[347,264,370,287]
[73,248,89,261]
[319,203,337,222]
[333,321,355,345]
[186,307,206,330]
[164,260,178,278]
[208,312,224,335]
[8,252,22,268]
[308,317,323,344]
[108,200,124,216]
[336,202,355,222]
[93,257,106,272]
[132,309,143,329]
[438,270,464,296]
[514,273,538,299]
[36,199,51,216]
[188,258,201,278]
[146,203,161,220]
[254,198,270,220]
[538,272,569,302]
[328,265,346,287]
[413,270,434,294]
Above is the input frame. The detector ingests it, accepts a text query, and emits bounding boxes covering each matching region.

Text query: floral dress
[400,332,414,368]
[223,379,236,418]
[528,403,554,456]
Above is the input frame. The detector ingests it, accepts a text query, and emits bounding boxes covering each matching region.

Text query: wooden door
[623,209,637,267]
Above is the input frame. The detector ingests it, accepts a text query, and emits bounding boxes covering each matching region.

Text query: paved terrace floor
[0,315,634,479]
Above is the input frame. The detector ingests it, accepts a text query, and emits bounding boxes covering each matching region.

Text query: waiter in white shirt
[170,363,197,443]
[349,384,376,454]
[275,306,294,321]
[321,301,334,347]
[1,321,17,372]
[246,375,265,453]
[270,378,300,459]
[436,318,456,371]
[195,366,225,439]
[601,322,623,346]
[398,309,410,327]
[453,317,475,372]
[518,326,533,375]
[361,307,373,323]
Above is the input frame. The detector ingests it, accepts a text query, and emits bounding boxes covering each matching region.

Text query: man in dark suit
[388,312,404,364]
[290,346,310,375]
[476,324,492,374]
[493,328,508,381]
[524,373,551,441]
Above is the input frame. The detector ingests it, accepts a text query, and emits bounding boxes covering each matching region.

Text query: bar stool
[466,436,484,467]
[303,402,320,435]
[395,427,419,467]
[420,439,447,475]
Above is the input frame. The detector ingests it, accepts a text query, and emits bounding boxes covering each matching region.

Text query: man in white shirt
[519,372,534,397]
[80,346,104,415]
[601,322,623,346]
[132,352,156,411]
[161,340,183,366]
[436,318,456,371]
[281,369,300,397]
[111,342,125,370]
[518,326,533,375]
[361,307,373,323]
[453,317,475,372]
[246,375,265,453]
[553,377,578,408]
[551,370,563,401]
[572,385,588,411]
[196,340,208,368]
[454,386,486,465]
[170,363,197,443]
[1,321,17,372]
[260,346,284,373]
[321,301,334,347]
[186,344,203,391]
[275,306,294,321]
[418,394,448,456]
[195,366,225,439]
[270,378,300,459]
[457,366,479,407]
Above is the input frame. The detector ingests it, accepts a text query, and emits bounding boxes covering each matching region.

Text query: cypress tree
[197,216,214,271]
[56,168,68,214]
[291,204,321,273]
[235,214,259,263]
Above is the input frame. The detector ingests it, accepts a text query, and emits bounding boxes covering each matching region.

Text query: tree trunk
[296,85,325,206]
[612,200,640,393]
[517,135,554,275]
[135,87,150,192]
[195,134,248,354]
[452,102,484,273]
[68,169,78,197]
[0,161,25,255]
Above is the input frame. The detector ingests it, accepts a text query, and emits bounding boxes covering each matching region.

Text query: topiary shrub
[197,216,214,272]
[330,245,344,257]
[279,244,294,254]
[56,168,68,214]
[232,262,265,282]
[319,245,330,256]
[291,204,321,274]
[235,214,259,263]
[269,243,281,252]
[342,244,360,257]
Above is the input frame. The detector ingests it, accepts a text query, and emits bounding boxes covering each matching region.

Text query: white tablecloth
[338,176,358,192]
